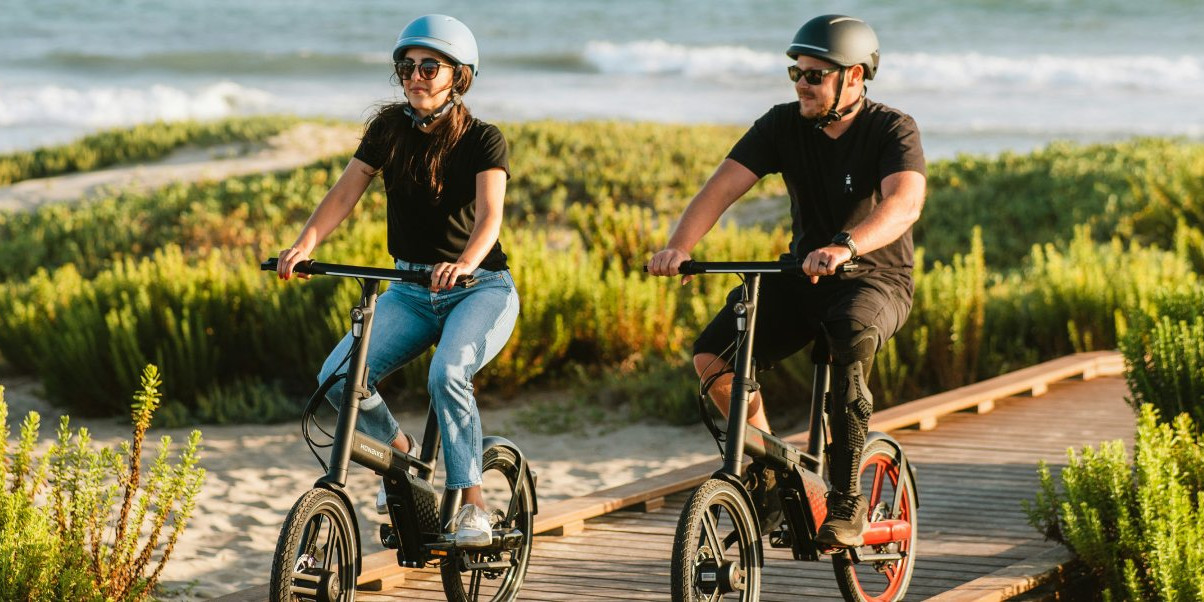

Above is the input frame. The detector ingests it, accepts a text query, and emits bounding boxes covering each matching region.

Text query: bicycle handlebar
[644,259,860,275]
[261,258,477,288]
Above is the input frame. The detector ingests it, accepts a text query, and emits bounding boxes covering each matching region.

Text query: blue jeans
[318,260,520,490]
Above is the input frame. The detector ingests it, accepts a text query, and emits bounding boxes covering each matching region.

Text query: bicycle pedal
[768,528,793,548]
[379,524,399,549]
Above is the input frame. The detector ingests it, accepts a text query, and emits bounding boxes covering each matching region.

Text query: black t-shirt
[728,99,925,290]
[354,115,510,271]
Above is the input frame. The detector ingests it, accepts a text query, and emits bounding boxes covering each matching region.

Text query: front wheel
[832,438,918,602]
[440,444,535,601]
[269,487,359,602]
[671,478,762,601]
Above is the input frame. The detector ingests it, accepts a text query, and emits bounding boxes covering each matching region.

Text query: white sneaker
[452,504,493,548]
[375,481,388,515]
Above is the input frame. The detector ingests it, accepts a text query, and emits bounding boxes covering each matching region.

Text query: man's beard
[798,96,828,120]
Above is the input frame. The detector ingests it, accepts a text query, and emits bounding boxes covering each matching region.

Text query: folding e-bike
[261,258,537,602]
[663,260,918,602]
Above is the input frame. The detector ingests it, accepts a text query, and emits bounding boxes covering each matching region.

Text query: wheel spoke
[324,521,340,572]
[299,516,322,559]
[701,507,726,563]
[870,463,886,507]
[468,555,483,600]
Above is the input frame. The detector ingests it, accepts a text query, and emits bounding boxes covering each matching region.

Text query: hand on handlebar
[430,261,473,292]
[277,246,313,281]
[647,248,694,284]
[801,245,854,284]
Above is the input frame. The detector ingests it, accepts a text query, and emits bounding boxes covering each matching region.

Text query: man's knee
[822,319,879,369]
[823,319,878,418]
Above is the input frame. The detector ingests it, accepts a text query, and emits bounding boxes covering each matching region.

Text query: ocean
[1,0,1201,158]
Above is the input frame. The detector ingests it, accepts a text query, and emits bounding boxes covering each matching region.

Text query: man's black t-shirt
[354,115,510,271]
[728,99,925,292]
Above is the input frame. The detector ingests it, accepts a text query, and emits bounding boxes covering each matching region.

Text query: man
[647,14,926,548]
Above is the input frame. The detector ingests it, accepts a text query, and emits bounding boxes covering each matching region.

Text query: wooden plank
[925,546,1076,602]
[531,463,711,533]
[869,351,1121,432]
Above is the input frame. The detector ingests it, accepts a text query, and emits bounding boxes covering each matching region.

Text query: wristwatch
[831,232,858,259]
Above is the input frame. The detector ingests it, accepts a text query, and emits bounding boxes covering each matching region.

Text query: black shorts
[692,273,912,365]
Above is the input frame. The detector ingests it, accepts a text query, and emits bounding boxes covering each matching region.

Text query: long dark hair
[367,60,475,197]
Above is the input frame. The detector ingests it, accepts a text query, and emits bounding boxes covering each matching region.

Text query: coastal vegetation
[0,119,1200,428]
[0,367,205,601]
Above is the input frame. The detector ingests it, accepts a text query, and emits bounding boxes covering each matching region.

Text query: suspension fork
[317,279,380,489]
[722,273,761,478]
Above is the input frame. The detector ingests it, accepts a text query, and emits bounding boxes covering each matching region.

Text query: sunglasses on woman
[395,59,455,81]
[787,65,842,85]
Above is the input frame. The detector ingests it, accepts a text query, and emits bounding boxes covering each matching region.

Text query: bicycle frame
[682,260,915,563]
[265,258,534,570]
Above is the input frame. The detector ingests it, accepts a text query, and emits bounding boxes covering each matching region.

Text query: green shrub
[0,245,356,419]
[0,156,365,283]
[907,228,987,391]
[0,367,206,601]
[1025,405,1204,601]
[985,227,1200,365]
[0,116,300,186]
[1121,289,1204,429]
[3,122,1202,425]
[918,138,1204,269]
[501,121,784,218]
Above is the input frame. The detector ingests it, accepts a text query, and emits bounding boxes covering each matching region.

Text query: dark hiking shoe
[816,491,868,548]
[745,462,783,535]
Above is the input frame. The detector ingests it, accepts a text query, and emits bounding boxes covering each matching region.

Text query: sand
[1,376,719,599]
[0,122,361,213]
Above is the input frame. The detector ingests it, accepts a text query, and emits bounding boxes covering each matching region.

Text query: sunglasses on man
[787,65,842,85]
[395,59,455,81]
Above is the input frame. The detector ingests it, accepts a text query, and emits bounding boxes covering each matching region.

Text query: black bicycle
[661,260,918,602]
[261,258,537,602]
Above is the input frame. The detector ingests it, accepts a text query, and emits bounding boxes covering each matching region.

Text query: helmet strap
[812,68,866,130]
[403,96,458,129]
[402,70,463,129]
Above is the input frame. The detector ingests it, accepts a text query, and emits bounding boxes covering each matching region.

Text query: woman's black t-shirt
[354,115,510,271]
[728,99,925,291]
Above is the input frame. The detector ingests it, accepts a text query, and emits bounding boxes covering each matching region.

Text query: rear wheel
[270,487,358,602]
[671,478,762,601]
[440,445,535,601]
[832,438,918,602]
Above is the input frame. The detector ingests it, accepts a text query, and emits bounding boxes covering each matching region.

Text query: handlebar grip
[262,257,316,274]
[641,260,697,274]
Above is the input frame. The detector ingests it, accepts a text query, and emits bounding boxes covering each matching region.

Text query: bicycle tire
[671,478,763,601]
[269,487,359,602]
[440,445,535,601]
[832,438,918,602]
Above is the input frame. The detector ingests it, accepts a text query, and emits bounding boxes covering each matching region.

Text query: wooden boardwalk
[221,353,1134,600]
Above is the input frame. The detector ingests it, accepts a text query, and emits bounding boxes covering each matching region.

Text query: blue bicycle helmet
[392,14,480,76]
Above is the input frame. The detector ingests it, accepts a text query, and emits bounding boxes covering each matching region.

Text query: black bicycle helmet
[786,15,879,81]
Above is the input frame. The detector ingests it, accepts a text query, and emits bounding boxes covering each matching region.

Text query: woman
[276,14,518,548]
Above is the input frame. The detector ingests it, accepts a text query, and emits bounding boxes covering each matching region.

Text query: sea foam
[0,81,277,127]
[582,40,1202,92]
